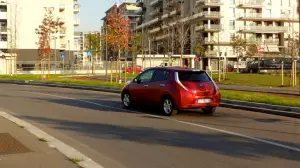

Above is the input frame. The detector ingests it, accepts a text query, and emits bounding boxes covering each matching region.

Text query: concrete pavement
[0,113,77,168]
[0,84,299,168]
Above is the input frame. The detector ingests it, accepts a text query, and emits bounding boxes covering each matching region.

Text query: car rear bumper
[179,102,220,109]
[177,95,220,109]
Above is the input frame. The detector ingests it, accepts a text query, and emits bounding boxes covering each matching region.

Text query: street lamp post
[52,36,57,74]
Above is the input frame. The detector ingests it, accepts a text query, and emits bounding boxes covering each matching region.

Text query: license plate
[197,99,212,104]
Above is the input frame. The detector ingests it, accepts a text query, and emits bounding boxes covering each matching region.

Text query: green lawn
[212,73,299,88]
[112,73,138,78]
[0,74,124,88]
[221,90,300,107]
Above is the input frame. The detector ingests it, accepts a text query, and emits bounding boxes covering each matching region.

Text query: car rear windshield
[178,71,211,82]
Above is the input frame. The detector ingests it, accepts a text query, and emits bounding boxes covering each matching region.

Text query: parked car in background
[125,65,143,73]
[121,67,221,116]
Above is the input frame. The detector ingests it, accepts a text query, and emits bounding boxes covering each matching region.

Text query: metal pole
[63,58,65,74]
[149,39,151,67]
[298,0,300,94]
[54,37,57,74]
[105,27,108,81]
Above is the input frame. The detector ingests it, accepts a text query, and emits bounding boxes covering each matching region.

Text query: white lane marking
[26,91,300,153]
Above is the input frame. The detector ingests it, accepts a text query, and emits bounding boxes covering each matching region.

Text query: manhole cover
[0,133,31,155]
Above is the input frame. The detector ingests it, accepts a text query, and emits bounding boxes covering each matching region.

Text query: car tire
[202,107,216,114]
[162,97,177,116]
[122,93,132,109]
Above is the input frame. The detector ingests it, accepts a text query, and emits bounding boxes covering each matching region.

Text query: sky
[75,0,135,32]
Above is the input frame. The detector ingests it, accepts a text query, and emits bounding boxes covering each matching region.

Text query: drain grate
[0,133,31,155]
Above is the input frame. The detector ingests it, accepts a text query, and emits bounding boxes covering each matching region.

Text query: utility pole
[54,36,57,74]
[105,27,108,81]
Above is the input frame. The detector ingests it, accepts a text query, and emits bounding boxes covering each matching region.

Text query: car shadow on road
[19,115,300,162]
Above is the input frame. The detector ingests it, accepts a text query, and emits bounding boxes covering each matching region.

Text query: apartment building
[0,0,80,69]
[135,0,299,70]
[74,31,101,65]
[102,2,140,60]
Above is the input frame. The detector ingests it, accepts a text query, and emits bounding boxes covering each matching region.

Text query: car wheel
[122,93,132,108]
[202,107,216,114]
[162,97,177,116]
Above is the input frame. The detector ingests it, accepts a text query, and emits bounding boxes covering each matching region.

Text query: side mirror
[137,78,142,84]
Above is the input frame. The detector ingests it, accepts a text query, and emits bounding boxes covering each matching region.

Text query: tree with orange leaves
[35,8,61,78]
[106,5,131,81]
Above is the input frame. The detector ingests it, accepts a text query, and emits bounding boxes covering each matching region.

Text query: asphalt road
[0,83,299,168]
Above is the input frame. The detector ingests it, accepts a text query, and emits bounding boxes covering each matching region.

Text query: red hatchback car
[121,67,221,116]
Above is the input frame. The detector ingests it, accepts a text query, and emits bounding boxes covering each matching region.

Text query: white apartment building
[135,0,299,70]
[74,31,101,66]
[0,0,80,73]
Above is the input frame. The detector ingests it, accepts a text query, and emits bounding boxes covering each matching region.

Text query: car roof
[145,67,206,72]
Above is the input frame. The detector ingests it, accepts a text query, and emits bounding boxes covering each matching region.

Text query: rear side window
[178,71,211,82]
[153,70,169,82]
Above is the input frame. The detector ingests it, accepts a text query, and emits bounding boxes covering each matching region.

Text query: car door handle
[144,85,149,87]
[160,84,165,87]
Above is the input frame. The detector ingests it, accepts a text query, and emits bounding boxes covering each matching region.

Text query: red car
[121,67,221,116]
[126,65,143,73]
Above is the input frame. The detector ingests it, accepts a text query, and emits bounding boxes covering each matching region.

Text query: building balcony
[0,11,7,20]
[150,8,162,17]
[204,37,217,44]
[73,4,80,14]
[238,0,264,8]
[59,5,65,12]
[238,13,300,22]
[205,50,218,57]
[247,38,280,45]
[150,0,163,7]
[195,24,221,32]
[149,27,161,34]
[74,19,80,26]
[195,0,223,8]
[156,34,169,41]
[239,26,288,33]
[0,41,7,48]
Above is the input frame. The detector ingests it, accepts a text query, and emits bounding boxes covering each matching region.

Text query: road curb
[0,111,104,168]
[1,79,299,118]
[220,103,300,119]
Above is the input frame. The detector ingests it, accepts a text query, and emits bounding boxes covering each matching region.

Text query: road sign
[60,53,66,58]
[86,50,92,56]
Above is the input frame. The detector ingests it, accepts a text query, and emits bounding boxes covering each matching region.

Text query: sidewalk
[0,116,77,168]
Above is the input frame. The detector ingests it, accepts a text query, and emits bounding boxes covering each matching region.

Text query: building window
[265,9,271,17]
[267,0,271,5]
[229,20,235,30]
[229,0,235,4]
[229,7,235,17]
